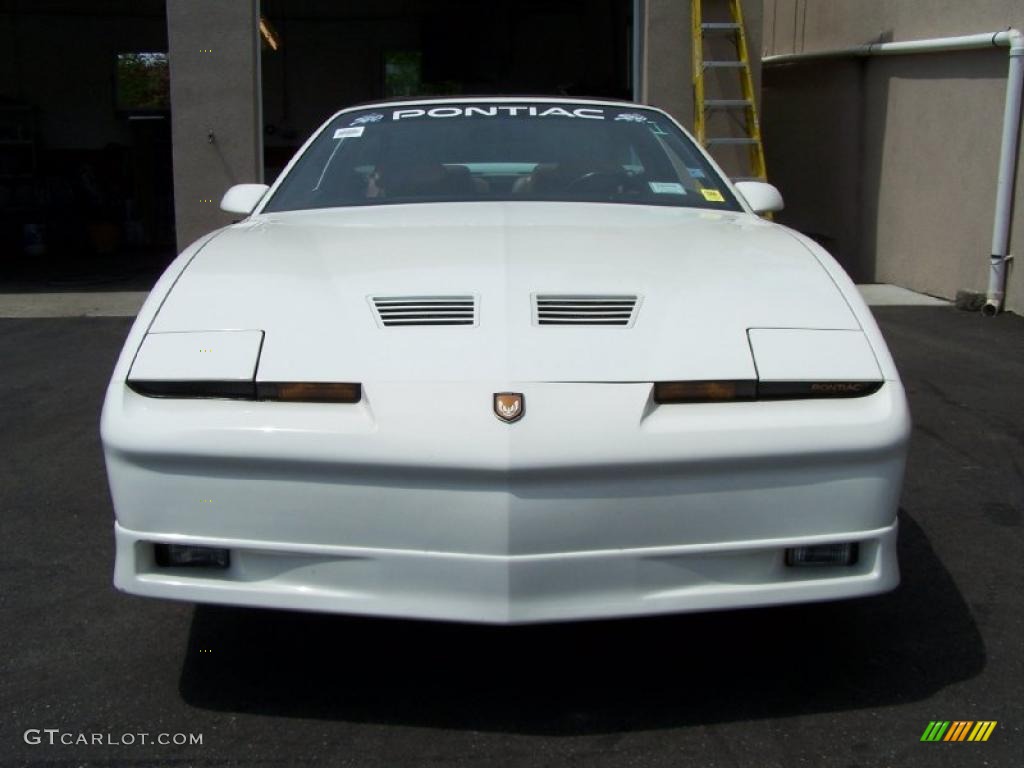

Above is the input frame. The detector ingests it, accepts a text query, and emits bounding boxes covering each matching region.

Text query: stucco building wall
[762,0,1024,312]
[167,0,263,249]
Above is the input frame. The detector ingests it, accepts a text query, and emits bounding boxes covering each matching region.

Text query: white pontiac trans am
[101,97,910,624]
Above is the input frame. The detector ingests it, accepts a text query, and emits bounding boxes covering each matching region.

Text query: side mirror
[734,181,784,215]
[220,183,270,215]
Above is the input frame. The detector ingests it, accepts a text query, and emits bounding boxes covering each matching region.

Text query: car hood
[150,202,860,383]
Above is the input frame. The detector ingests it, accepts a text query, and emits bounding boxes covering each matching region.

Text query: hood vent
[372,295,477,327]
[534,295,640,327]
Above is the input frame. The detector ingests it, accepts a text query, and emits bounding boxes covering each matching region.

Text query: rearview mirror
[220,183,270,215]
[734,181,784,215]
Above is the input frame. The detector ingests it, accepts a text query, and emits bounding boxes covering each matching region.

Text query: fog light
[785,542,858,567]
[154,543,230,568]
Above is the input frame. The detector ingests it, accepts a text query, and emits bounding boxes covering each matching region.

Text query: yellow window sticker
[700,188,725,203]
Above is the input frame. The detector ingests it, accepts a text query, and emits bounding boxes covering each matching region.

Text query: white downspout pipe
[764,29,1024,315]
[987,29,1024,315]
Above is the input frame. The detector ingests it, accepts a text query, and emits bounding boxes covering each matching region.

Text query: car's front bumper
[103,381,909,624]
[113,521,898,623]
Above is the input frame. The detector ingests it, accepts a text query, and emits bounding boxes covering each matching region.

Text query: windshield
[263,102,741,213]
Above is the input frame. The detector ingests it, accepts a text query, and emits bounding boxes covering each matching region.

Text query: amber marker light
[257,382,362,403]
[653,380,757,403]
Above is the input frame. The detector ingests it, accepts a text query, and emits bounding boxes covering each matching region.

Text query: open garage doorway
[0,0,175,287]
[259,0,637,182]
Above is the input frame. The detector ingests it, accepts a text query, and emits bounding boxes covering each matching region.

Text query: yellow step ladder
[692,0,767,181]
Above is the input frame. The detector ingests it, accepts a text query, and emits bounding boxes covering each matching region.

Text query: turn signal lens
[653,380,757,403]
[128,380,362,403]
[653,380,883,403]
[257,382,362,403]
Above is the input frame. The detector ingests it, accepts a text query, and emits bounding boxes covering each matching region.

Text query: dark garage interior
[259,0,635,181]
[0,0,173,285]
[0,0,634,285]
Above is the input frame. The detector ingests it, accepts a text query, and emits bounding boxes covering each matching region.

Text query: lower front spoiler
[114,520,899,624]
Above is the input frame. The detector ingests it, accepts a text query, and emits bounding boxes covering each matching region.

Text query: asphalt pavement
[0,306,1021,767]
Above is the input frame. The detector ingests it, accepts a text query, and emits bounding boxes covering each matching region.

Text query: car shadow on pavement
[178,509,983,735]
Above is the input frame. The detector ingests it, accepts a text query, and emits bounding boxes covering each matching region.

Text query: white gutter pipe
[764,29,1024,315]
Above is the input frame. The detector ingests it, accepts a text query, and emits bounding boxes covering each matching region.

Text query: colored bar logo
[920,721,997,742]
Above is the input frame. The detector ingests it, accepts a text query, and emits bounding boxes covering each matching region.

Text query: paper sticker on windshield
[350,113,383,126]
[333,126,365,139]
[686,167,706,179]
[700,188,725,202]
[649,182,686,195]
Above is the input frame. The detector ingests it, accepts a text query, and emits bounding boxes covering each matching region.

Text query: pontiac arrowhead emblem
[493,392,524,423]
